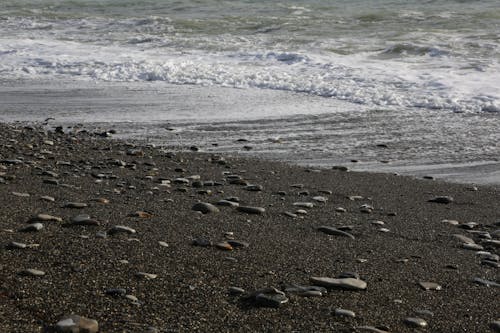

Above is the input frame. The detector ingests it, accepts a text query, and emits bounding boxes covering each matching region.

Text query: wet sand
[0,123,499,332]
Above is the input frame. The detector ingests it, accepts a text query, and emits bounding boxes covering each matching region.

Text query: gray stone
[216,200,239,207]
[428,196,454,204]
[335,308,356,318]
[64,202,88,209]
[490,321,500,333]
[283,211,297,218]
[192,202,219,214]
[253,288,288,308]
[19,223,43,232]
[55,315,98,333]
[404,317,428,328]
[19,268,45,277]
[317,226,355,239]
[227,240,250,248]
[245,184,263,191]
[108,225,136,235]
[228,287,245,295]
[135,272,157,280]
[293,202,314,208]
[312,196,327,203]
[284,285,327,295]
[419,281,442,290]
[473,277,500,288]
[237,206,265,214]
[30,214,62,222]
[310,277,367,290]
[105,288,127,297]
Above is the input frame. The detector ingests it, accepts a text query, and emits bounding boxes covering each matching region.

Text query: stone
[227,240,250,248]
[317,226,355,239]
[473,277,500,288]
[428,196,454,204]
[252,288,288,308]
[40,195,56,202]
[335,207,346,213]
[19,269,45,277]
[158,241,169,247]
[237,206,265,214]
[135,272,157,280]
[312,196,327,203]
[192,238,212,247]
[55,315,98,333]
[31,213,62,222]
[284,285,327,295]
[64,202,87,209]
[19,223,43,232]
[462,243,484,251]
[245,184,263,191]
[453,234,475,244]
[356,326,389,333]
[216,200,239,207]
[490,321,500,333]
[293,202,314,208]
[129,211,153,218]
[335,308,356,318]
[404,317,428,328]
[310,277,367,290]
[215,242,233,251]
[6,241,27,249]
[419,281,442,291]
[283,211,297,218]
[192,202,219,214]
[105,288,127,297]
[12,192,30,197]
[228,287,245,295]
[108,225,136,235]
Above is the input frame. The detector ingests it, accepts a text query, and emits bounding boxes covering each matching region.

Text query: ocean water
[0,0,499,184]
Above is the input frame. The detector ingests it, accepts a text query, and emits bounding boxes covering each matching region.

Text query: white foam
[0,35,499,113]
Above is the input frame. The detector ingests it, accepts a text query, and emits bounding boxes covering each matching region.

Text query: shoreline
[0,123,499,332]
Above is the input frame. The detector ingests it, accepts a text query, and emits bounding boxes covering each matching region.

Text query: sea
[0,0,499,185]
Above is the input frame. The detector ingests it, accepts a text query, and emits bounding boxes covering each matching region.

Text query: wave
[0,38,498,113]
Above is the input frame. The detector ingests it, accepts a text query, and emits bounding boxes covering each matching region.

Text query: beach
[0,123,499,332]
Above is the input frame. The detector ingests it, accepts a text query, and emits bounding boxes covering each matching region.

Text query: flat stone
[253,289,288,308]
[192,238,212,247]
[473,277,500,288]
[216,200,239,207]
[135,272,157,280]
[490,321,500,333]
[64,202,88,209]
[293,202,314,208]
[158,241,169,247]
[12,192,30,197]
[192,202,219,214]
[19,268,45,277]
[19,223,43,232]
[108,225,136,235]
[335,308,356,318]
[283,211,297,218]
[312,196,327,203]
[419,281,442,290]
[227,240,250,248]
[317,226,355,239]
[237,206,265,214]
[129,211,153,218]
[284,285,327,295]
[428,196,454,204]
[335,207,346,213]
[245,184,263,191]
[310,277,367,290]
[6,241,27,249]
[55,315,98,333]
[404,317,428,328]
[228,287,245,295]
[31,214,62,222]
[215,242,233,251]
[40,195,56,202]
[462,243,484,251]
[105,288,127,297]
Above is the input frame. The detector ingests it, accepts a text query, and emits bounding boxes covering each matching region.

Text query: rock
[356,326,389,333]
[158,241,169,247]
[216,200,239,207]
[6,241,27,249]
[312,196,327,203]
[129,211,153,218]
[283,211,297,218]
[192,202,219,214]
[419,281,442,291]
[335,308,356,318]
[404,317,428,328]
[105,288,127,297]
[335,207,346,213]
[19,269,45,277]
[490,321,500,333]
[473,277,500,288]
[173,178,190,184]
[135,272,157,280]
[12,192,30,197]
[284,285,326,295]
[245,184,263,191]
[462,243,484,251]
[228,287,245,295]
[19,223,43,232]
[428,196,454,204]
[310,277,367,290]
[215,242,233,251]
[317,226,355,239]
[237,206,265,214]
[192,238,212,247]
[64,202,87,209]
[251,288,288,308]
[108,225,136,235]
[40,195,56,202]
[227,240,250,248]
[293,202,314,208]
[55,315,98,333]
[30,213,62,222]
[453,234,475,244]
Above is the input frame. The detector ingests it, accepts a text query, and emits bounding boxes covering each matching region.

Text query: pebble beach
[0,123,499,332]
